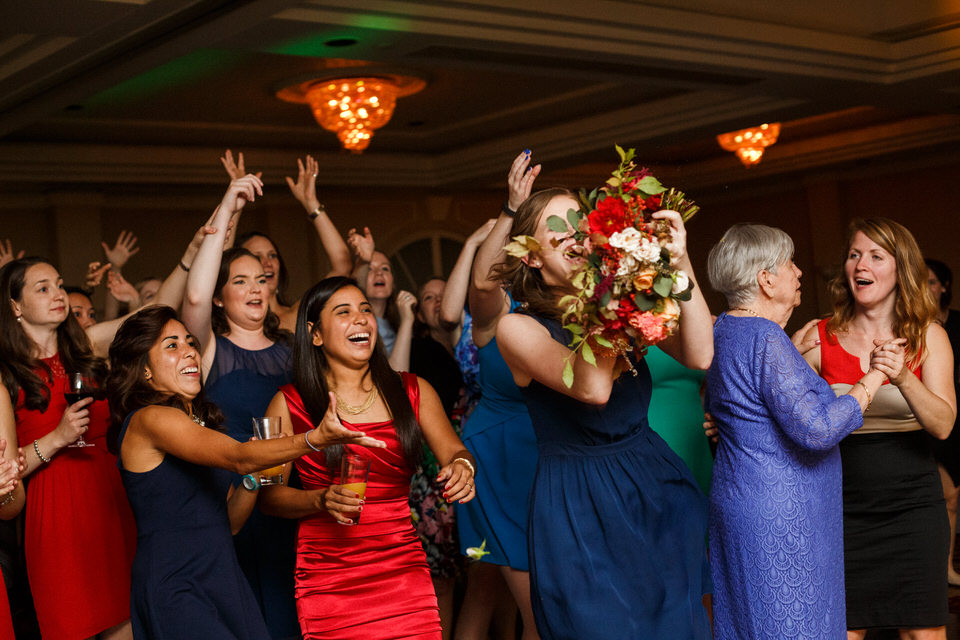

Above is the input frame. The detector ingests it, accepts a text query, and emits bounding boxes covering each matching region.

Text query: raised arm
[650,210,714,370]
[440,219,496,337]
[470,151,540,345]
[0,240,24,269]
[498,312,620,404]
[388,291,417,371]
[286,155,352,277]
[100,230,140,320]
[182,175,263,374]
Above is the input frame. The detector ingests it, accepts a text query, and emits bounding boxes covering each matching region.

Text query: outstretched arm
[286,155,352,278]
[101,230,140,320]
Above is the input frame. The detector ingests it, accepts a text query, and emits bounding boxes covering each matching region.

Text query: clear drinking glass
[338,453,371,525]
[252,417,284,486]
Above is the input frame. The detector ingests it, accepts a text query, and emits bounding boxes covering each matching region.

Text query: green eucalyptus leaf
[615,144,626,161]
[636,176,666,195]
[599,290,611,307]
[633,293,656,311]
[594,334,613,348]
[566,208,581,229]
[653,276,673,297]
[546,215,568,232]
[581,340,596,366]
[562,360,574,388]
[564,323,583,335]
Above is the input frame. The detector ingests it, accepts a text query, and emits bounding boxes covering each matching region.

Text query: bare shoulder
[497,312,547,342]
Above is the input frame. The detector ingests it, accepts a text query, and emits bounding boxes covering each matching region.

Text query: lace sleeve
[758,326,862,451]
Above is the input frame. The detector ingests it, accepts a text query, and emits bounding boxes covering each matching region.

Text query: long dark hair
[492,187,577,319]
[237,231,292,307]
[105,305,224,454]
[0,257,106,410]
[212,247,291,346]
[294,277,422,469]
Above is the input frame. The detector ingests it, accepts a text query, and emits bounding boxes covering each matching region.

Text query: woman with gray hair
[705,223,886,640]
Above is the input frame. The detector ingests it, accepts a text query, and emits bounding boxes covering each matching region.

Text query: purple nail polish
[524,149,530,155]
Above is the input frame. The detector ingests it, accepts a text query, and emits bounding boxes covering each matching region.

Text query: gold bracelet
[452,457,475,477]
[854,380,872,409]
[33,439,51,464]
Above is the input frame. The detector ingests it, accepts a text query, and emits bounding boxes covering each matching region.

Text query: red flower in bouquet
[587,196,630,238]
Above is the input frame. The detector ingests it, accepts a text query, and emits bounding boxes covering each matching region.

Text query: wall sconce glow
[277,69,426,153]
[716,123,781,167]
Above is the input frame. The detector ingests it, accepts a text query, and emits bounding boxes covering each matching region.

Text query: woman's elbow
[576,383,613,406]
[932,423,954,441]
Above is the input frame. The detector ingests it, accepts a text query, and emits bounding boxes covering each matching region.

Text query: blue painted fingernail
[524,149,530,155]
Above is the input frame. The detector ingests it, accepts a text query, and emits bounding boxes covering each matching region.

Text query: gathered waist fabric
[537,427,647,458]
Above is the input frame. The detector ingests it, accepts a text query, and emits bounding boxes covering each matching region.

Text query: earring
[15,316,21,323]
[144,369,151,380]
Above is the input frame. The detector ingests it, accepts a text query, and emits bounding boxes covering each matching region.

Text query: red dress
[281,373,441,640]
[0,571,13,639]
[15,355,136,640]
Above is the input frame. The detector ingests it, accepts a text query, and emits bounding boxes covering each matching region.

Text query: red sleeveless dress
[15,354,136,639]
[0,572,12,639]
[281,373,441,640]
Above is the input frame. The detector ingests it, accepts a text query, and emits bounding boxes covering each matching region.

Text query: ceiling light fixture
[277,66,426,153]
[716,123,781,167]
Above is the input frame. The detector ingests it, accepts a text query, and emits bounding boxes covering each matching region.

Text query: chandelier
[277,66,426,153]
[716,123,781,167]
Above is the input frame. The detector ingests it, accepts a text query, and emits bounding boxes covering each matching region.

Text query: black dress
[118,410,271,639]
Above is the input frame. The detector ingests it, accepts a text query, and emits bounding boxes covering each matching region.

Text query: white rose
[609,228,642,253]
[634,236,662,264]
[672,270,689,294]
[616,254,638,277]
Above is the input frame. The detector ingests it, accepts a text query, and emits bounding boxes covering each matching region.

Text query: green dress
[645,346,713,494]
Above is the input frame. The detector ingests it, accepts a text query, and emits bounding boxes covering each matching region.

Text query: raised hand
[84,261,112,290]
[308,392,387,450]
[651,209,687,265]
[220,174,263,215]
[0,239,23,268]
[220,149,262,181]
[106,271,141,307]
[347,227,375,263]
[871,338,907,384]
[507,149,542,212]
[285,155,321,211]
[101,230,140,270]
[396,290,417,324]
[466,219,498,249]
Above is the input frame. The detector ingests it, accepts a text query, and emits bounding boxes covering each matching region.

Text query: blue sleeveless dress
[520,316,711,639]
[205,336,299,639]
[456,305,538,569]
[118,410,270,639]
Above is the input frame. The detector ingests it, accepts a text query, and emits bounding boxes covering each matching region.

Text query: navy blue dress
[206,336,299,640]
[519,316,711,640]
[118,410,270,639]
[705,315,863,639]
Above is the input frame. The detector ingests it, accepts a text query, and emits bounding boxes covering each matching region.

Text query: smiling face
[312,285,378,366]
[69,292,97,329]
[845,230,897,307]
[417,278,445,329]
[11,263,68,330]
[241,235,281,295]
[216,255,268,329]
[145,319,202,399]
[528,195,586,290]
[365,252,395,302]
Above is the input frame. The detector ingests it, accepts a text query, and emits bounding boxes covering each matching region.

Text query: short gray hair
[707,224,794,307]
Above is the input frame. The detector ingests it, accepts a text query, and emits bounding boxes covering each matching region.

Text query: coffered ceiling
[2,0,959,190]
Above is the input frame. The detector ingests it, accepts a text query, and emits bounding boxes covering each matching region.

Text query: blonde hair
[826,217,937,364]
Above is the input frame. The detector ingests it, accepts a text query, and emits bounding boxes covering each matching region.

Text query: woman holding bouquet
[496,185,714,638]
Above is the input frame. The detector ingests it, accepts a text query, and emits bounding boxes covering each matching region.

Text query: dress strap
[400,372,421,421]
[280,384,314,435]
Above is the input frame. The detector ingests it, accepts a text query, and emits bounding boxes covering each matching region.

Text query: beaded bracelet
[452,457,475,477]
[34,439,51,464]
[0,492,15,507]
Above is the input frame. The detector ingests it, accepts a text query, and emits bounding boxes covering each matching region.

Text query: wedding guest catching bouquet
[505,146,699,385]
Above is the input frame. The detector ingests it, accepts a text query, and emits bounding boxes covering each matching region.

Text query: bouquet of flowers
[506,146,699,386]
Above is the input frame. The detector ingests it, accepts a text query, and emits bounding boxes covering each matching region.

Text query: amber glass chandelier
[716,123,781,167]
[277,64,426,153]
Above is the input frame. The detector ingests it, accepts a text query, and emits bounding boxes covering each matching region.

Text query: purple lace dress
[705,314,863,639]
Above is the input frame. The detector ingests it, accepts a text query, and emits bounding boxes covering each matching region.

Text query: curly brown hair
[826,217,937,365]
[492,187,577,319]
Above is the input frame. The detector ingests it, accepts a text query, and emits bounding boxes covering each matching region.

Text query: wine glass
[63,373,97,448]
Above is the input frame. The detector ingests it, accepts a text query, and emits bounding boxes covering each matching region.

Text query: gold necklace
[335,386,378,415]
[729,307,761,317]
